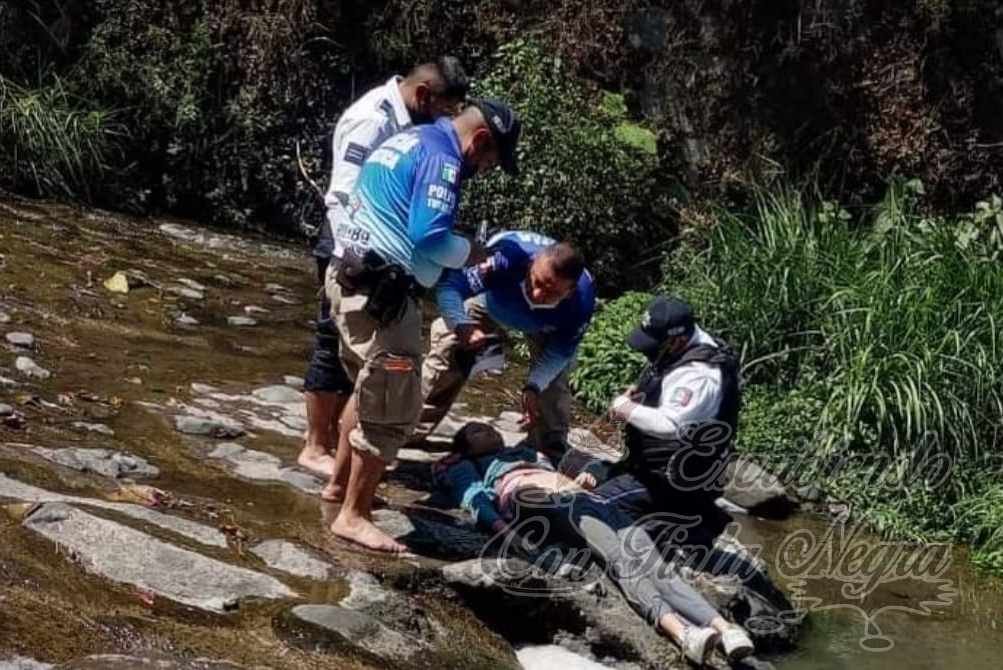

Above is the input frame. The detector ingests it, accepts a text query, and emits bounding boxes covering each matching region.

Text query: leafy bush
[0,75,123,199]
[465,40,674,293]
[570,292,651,414]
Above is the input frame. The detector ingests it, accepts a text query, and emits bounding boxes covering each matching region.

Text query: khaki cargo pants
[414,297,572,451]
[325,276,423,463]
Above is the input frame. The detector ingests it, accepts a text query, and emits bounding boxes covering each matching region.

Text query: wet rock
[0,657,52,670]
[227,316,257,327]
[71,421,116,436]
[0,311,10,323]
[340,570,390,610]
[6,332,35,348]
[22,502,294,612]
[517,646,610,670]
[15,356,50,380]
[280,414,308,432]
[0,474,227,548]
[168,286,204,301]
[1,375,17,387]
[264,283,290,294]
[0,402,13,416]
[175,313,199,327]
[207,443,324,495]
[251,385,302,404]
[191,382,217,394]
[177,278,207,292]
[55,654,246,669]
[243,305,269,315]
[722,457,797,518]
[275,604,416,663]
[271,295,298,305]
[174,414,244,438]
[250,540,333,580]
[33,447,158,479]
[283,375,305,389]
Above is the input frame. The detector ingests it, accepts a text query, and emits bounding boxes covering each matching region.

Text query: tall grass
[661,183,1003,559]
[0,75,123,199]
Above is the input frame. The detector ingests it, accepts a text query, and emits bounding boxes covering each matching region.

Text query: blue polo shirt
[436,230,597,390]
[339,118,469,287]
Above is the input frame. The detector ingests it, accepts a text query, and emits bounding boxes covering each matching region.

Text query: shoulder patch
[441,162,459,185]
[344,142,369,166]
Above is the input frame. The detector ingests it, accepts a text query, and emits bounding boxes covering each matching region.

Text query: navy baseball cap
[627,296,696,354]
[470,97,521,175]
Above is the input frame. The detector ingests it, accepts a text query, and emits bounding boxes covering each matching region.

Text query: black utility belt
[334,249,422,325]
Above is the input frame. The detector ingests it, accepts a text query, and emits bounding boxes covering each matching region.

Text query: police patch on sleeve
[344,142,369,166]
[671,387,693,407]
[441,162,459,184]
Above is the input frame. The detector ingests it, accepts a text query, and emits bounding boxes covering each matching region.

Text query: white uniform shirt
[625,326,724,438]
[323,76,412,252]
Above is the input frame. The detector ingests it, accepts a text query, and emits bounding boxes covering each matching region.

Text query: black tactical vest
[621,338,741,498]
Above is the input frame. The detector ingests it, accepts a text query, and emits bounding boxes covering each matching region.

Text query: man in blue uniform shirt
[415,230,596,457]
[323,99,521,553]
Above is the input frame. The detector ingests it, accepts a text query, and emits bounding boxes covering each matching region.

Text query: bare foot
[330,514,407,554]
[297,446,336,477]
[320,481,345,503]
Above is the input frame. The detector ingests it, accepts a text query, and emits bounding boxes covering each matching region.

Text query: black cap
[627,296,696,355]
[470,97,521,175]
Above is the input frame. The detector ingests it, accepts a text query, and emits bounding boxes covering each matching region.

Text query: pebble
[15,356,50,380]
[0,311,11,323]
[190,382,218,394]
[5,332,34,348]
[244,305,269,315]
[0,403,12,416]
[264,283,289,294]
[252,385,303,404]
[175,313,199,326]
[71,421,116,436]
[227,316,257,327]
[168,286,204,300]
[271,295,298,305]
[177,278,207,292]
[174,415,245,438]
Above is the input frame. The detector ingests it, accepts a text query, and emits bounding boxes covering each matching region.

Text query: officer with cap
[604,296,741,543]
[323,97,521,553]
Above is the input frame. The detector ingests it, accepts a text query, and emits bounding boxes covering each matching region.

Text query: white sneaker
[681,626,719,665]
[720,625,755,661]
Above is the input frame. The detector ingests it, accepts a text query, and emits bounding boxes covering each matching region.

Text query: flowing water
[0,197,1000,668]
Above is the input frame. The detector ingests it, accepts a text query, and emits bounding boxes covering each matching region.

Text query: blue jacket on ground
[342,117,470,287]
[433,446,554,532]
[436,230,597,391]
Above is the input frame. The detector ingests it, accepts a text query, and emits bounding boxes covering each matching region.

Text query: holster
[334,248,417,326]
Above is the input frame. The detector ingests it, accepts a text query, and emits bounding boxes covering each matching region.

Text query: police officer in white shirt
[605,296,741,545]
[300,57,469,478]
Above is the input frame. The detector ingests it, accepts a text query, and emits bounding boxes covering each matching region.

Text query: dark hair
[409,56,469,100]
[436,55,469,99]
[452,424,475,454]
[544,242,586,282]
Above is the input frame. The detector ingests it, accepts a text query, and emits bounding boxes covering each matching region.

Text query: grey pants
[512,488,718,628]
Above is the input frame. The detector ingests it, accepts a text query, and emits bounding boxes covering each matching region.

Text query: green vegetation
[465,40,672,291]
[572,182,1003,573]
[0,75,123,199]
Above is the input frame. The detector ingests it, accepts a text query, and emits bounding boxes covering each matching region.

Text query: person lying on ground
[413,230,596,459]
[433,422,755,665]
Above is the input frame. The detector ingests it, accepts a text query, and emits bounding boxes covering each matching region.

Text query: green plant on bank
[465,39,673,292]
[572,181,1003,572]
[0,75,123,199]
[570,292,652,414]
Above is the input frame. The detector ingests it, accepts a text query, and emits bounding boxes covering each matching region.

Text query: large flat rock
[250,540,333,580]
[207,443,324,495]
[32,447,158,479]
[22,502,295,612]
[0,473,226,548]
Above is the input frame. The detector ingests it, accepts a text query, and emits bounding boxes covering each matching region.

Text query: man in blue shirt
[416,230,596,456]
[324,99,521,553]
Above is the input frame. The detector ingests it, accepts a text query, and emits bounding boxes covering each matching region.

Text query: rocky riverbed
[0,197,800,669]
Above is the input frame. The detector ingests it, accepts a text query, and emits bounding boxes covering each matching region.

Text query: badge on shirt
[671,387,694,407]
[441,163,459,184]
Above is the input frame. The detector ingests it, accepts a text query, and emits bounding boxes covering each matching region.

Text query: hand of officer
[574,472,597,490]
[608,392,638,422]
[520,387,541,428]
[455,323,489,350]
